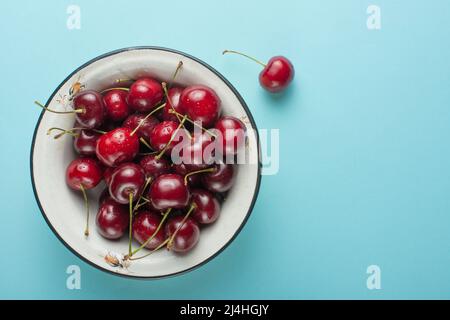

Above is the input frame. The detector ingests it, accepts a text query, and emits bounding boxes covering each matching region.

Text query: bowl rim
[30,46,262,279]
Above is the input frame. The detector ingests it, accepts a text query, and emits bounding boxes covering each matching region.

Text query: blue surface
[1,0,450,299]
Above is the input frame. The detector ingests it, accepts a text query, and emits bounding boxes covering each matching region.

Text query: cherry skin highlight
[191,189,220,224]
[165,216,200,253]
[148,174,190,210]
[132,211,166,250]
[103,89,130,122]
[96,127,140,167]
[180,85,221,128]
[109,162,146,204]
[127,77,163,112]
[73,90,105,129]
[96,198,129,240]
[66,157,103,190]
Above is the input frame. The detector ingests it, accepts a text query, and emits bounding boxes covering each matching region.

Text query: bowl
[30,47,261,278]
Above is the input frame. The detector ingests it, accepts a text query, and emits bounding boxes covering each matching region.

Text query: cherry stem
[34,101,84,114]
[128,238,170,261]
[169,61,183,87]
[130,103,166,136]
[167,203,196,250]
[139,137,153,150]
[162,82,191,139]
[132,177,153,213]
[101,87,130,94]
[47,127,106,139]
[115,78,135,84]
[222,50,266,67]
[155,115,188,160]
[79,184,89,237]
[129,208,172,257]
[184,167,215,185]
[168,109,217,138]
[128,193,134,257]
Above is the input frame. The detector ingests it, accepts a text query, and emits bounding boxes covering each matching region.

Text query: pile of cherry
[39,66,249,261]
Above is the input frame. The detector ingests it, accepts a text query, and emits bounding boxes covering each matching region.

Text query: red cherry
[191,189,220,224]
[214,116,246,156]
[96,198,129,239]
[139,154,171,179]
[66,157,103,190]
[122,113,159,141]
[127,77,163,112]
[223,50,294,93]
[173,163,202,187]
[202,162,236,193]
[73,90,105,129]
[149,120,188,154]
[73,130,101,156]
[165,216,200,253]
[96,127,139,167]
[180,85,221,128]
[103,89,130,122]
[162,87,185,122]
[132,211,166,250]
[179,132,214,170]
[103,167,114,185]
[109,163,146,204]
[148,174,190,210]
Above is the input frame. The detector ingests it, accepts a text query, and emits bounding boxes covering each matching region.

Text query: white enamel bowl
[31,47,261,278]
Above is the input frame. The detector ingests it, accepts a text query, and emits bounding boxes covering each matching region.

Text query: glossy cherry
[123,113,159,141]
[162,87,185,122]
[73,130,101,156]
[127,77,163,112]
[96,198,129,239]
[214,116,246,156]
[132,211,166,249]
[191,189,220,224]
[96,127,140,167]
[173,163,202,187]
[165,216,200,253]
[66,157,103,190]
[148,174,190,210]
[139,154,171,179]
[202,162,236,193]
[73,90,106,129]
[109,162,146,204]
[103,89,130,122]
[223,50,294,93]
[180,85,221,128]
[149,120,188,154]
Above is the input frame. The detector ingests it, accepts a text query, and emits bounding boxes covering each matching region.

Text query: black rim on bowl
[30,46,262,279]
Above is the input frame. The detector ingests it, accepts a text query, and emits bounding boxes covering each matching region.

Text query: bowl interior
[32,48,260,278]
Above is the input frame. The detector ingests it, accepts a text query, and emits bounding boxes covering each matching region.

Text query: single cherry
[73,130,101,156]
[73,90,106,129]
[139,154,171,179]
[179,132,214,170]
[149,120,188,154]
[214,116,246,156]
[180,85,221,128]
[173,163,202,187]
[109,163,146,204]
[162,87,186,122]
[127,77,163,112]
[96,198,129,239]
[202,162,236,193]
[148,174,190,210]
[191,189,220,224]
[223,50,294,93]
[132,211,166,250]
[103,89,130,122]
[123,113,159,141]
[66,157,103,191]
[96,127,140,167]
[165,216,200,253]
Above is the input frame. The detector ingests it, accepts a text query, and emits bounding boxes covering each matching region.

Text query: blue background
[1,0,450,299]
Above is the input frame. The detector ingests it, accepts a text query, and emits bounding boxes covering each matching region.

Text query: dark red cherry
[148,174,190,210]
[127,77,163,112]
[96,127,139,167]
[98,187,111,206]
[103,167,114,185]
[103,89,130,122]
[73,90,105,129]
[165,216,200,253]
[149,120,188,154]
[223,50,294,93]
[191,189,220,224]
[214,116,246,156]
[132,211,166,250]
[162,87,185,122]
[109,163,146,204]
[95,198,129,239]
[123,113,159,141]
[202,162,236,193]
[180,85,221,128]
[66,157,103,190]
[173,163,202,187]
[179,132,214,170]
[139,154,171,179]
[73,130,101,156]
